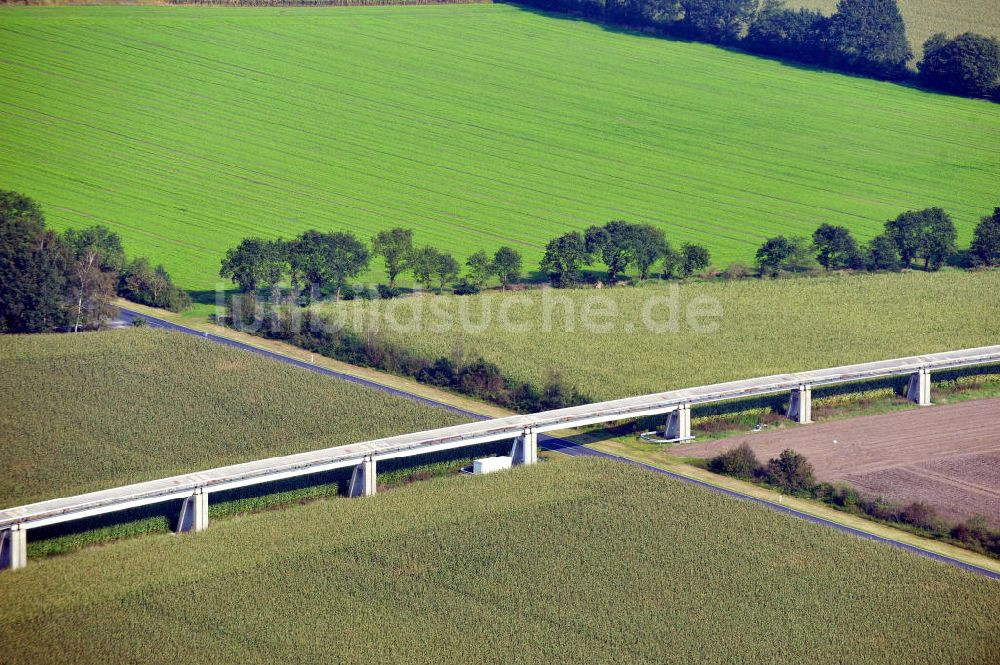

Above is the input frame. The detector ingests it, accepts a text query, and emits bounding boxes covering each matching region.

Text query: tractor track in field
[117,306,1000,580]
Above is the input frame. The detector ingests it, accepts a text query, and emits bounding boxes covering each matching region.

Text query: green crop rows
[1,458,997,664]
[1,5,998,290]
[0,328,468,507]
[317,270,1000,401]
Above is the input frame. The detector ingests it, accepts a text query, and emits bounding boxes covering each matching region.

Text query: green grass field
[800,0,1000,59]
[317,270,1000,401]
[2,459,997,664]
[0,328,468,506]
[1,5,998,291]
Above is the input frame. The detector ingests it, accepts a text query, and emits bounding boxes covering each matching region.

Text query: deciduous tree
[632,224,670,281]
[865,234,901,271]
[465,250,492,290]
[491,246,522,290]
[371,228,414,290]
[917,208,956,271]
[970,208,1000,267]
[290,230,369,301]
[0,191,70,333]
[540,231,590,287]
[919,33,1000,98]
[220,237,287,292]
[824,0,912,79]
[679,243,711,277]
[812,223,861,270]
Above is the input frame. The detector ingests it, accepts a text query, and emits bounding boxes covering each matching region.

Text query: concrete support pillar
[511,427,538,466]
[664,403,693,442]
[906,368,931,406]
[176,488,209,534]
[0,525,27,571]
[787,384,812,424]
[349,456,377,497]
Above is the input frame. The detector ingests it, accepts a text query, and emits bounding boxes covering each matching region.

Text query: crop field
[317,270,1000,401]
[1,459,997,664]
[0,328,468,507]
[800,0,1000,58]
[1,6,998,291]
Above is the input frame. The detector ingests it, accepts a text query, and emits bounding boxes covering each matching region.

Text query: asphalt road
[116,307,1000,580]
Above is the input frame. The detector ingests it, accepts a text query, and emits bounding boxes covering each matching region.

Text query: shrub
[765,449,816,492]
[720,262,751,280]
[898,501,940,531]
[708,442,762,479]
[452,278,481,296]
[376,284,401,299]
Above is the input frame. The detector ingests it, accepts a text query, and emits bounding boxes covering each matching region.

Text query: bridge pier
[0,525,27,571]
[511,427,538,465]
[787,384,812,423]
[906,368,931,406]
[664,404,693,442]
[176,488,209,534]
[349,456,377,497]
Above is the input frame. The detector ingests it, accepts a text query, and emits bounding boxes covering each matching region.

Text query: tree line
[220,227,524,298]
[221,205,1000,298]
[753,206,1000,277]
[512,0,1000,100]
[0,191,190,334]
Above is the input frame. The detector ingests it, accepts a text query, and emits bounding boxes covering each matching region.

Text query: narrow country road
[116,307,1000,580]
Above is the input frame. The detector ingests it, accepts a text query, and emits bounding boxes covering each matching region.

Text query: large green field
[800,0,1000,59]
[0,329,467,506]
[318,270,1000,401]
[1,5,998,291]
[1,459,997,663]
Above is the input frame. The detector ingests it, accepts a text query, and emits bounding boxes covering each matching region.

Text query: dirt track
[671,399,1000,526]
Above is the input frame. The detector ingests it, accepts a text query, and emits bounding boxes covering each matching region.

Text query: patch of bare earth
[670,398,1000,526]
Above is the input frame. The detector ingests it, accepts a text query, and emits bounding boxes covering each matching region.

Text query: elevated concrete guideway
[2,344,999,570]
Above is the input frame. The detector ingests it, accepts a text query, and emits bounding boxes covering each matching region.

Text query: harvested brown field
[671,399,1000,527]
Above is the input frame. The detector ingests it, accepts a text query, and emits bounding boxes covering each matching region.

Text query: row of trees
[516,0,1000,99]
[221,207,1000,297]
[540,220,711,286]
[220,228,524,297]
[709,443,1000,557]
[0,191,189,334]
[754,207,1000,277]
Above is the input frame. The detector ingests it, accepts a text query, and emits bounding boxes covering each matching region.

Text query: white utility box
[473,456,512,475]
